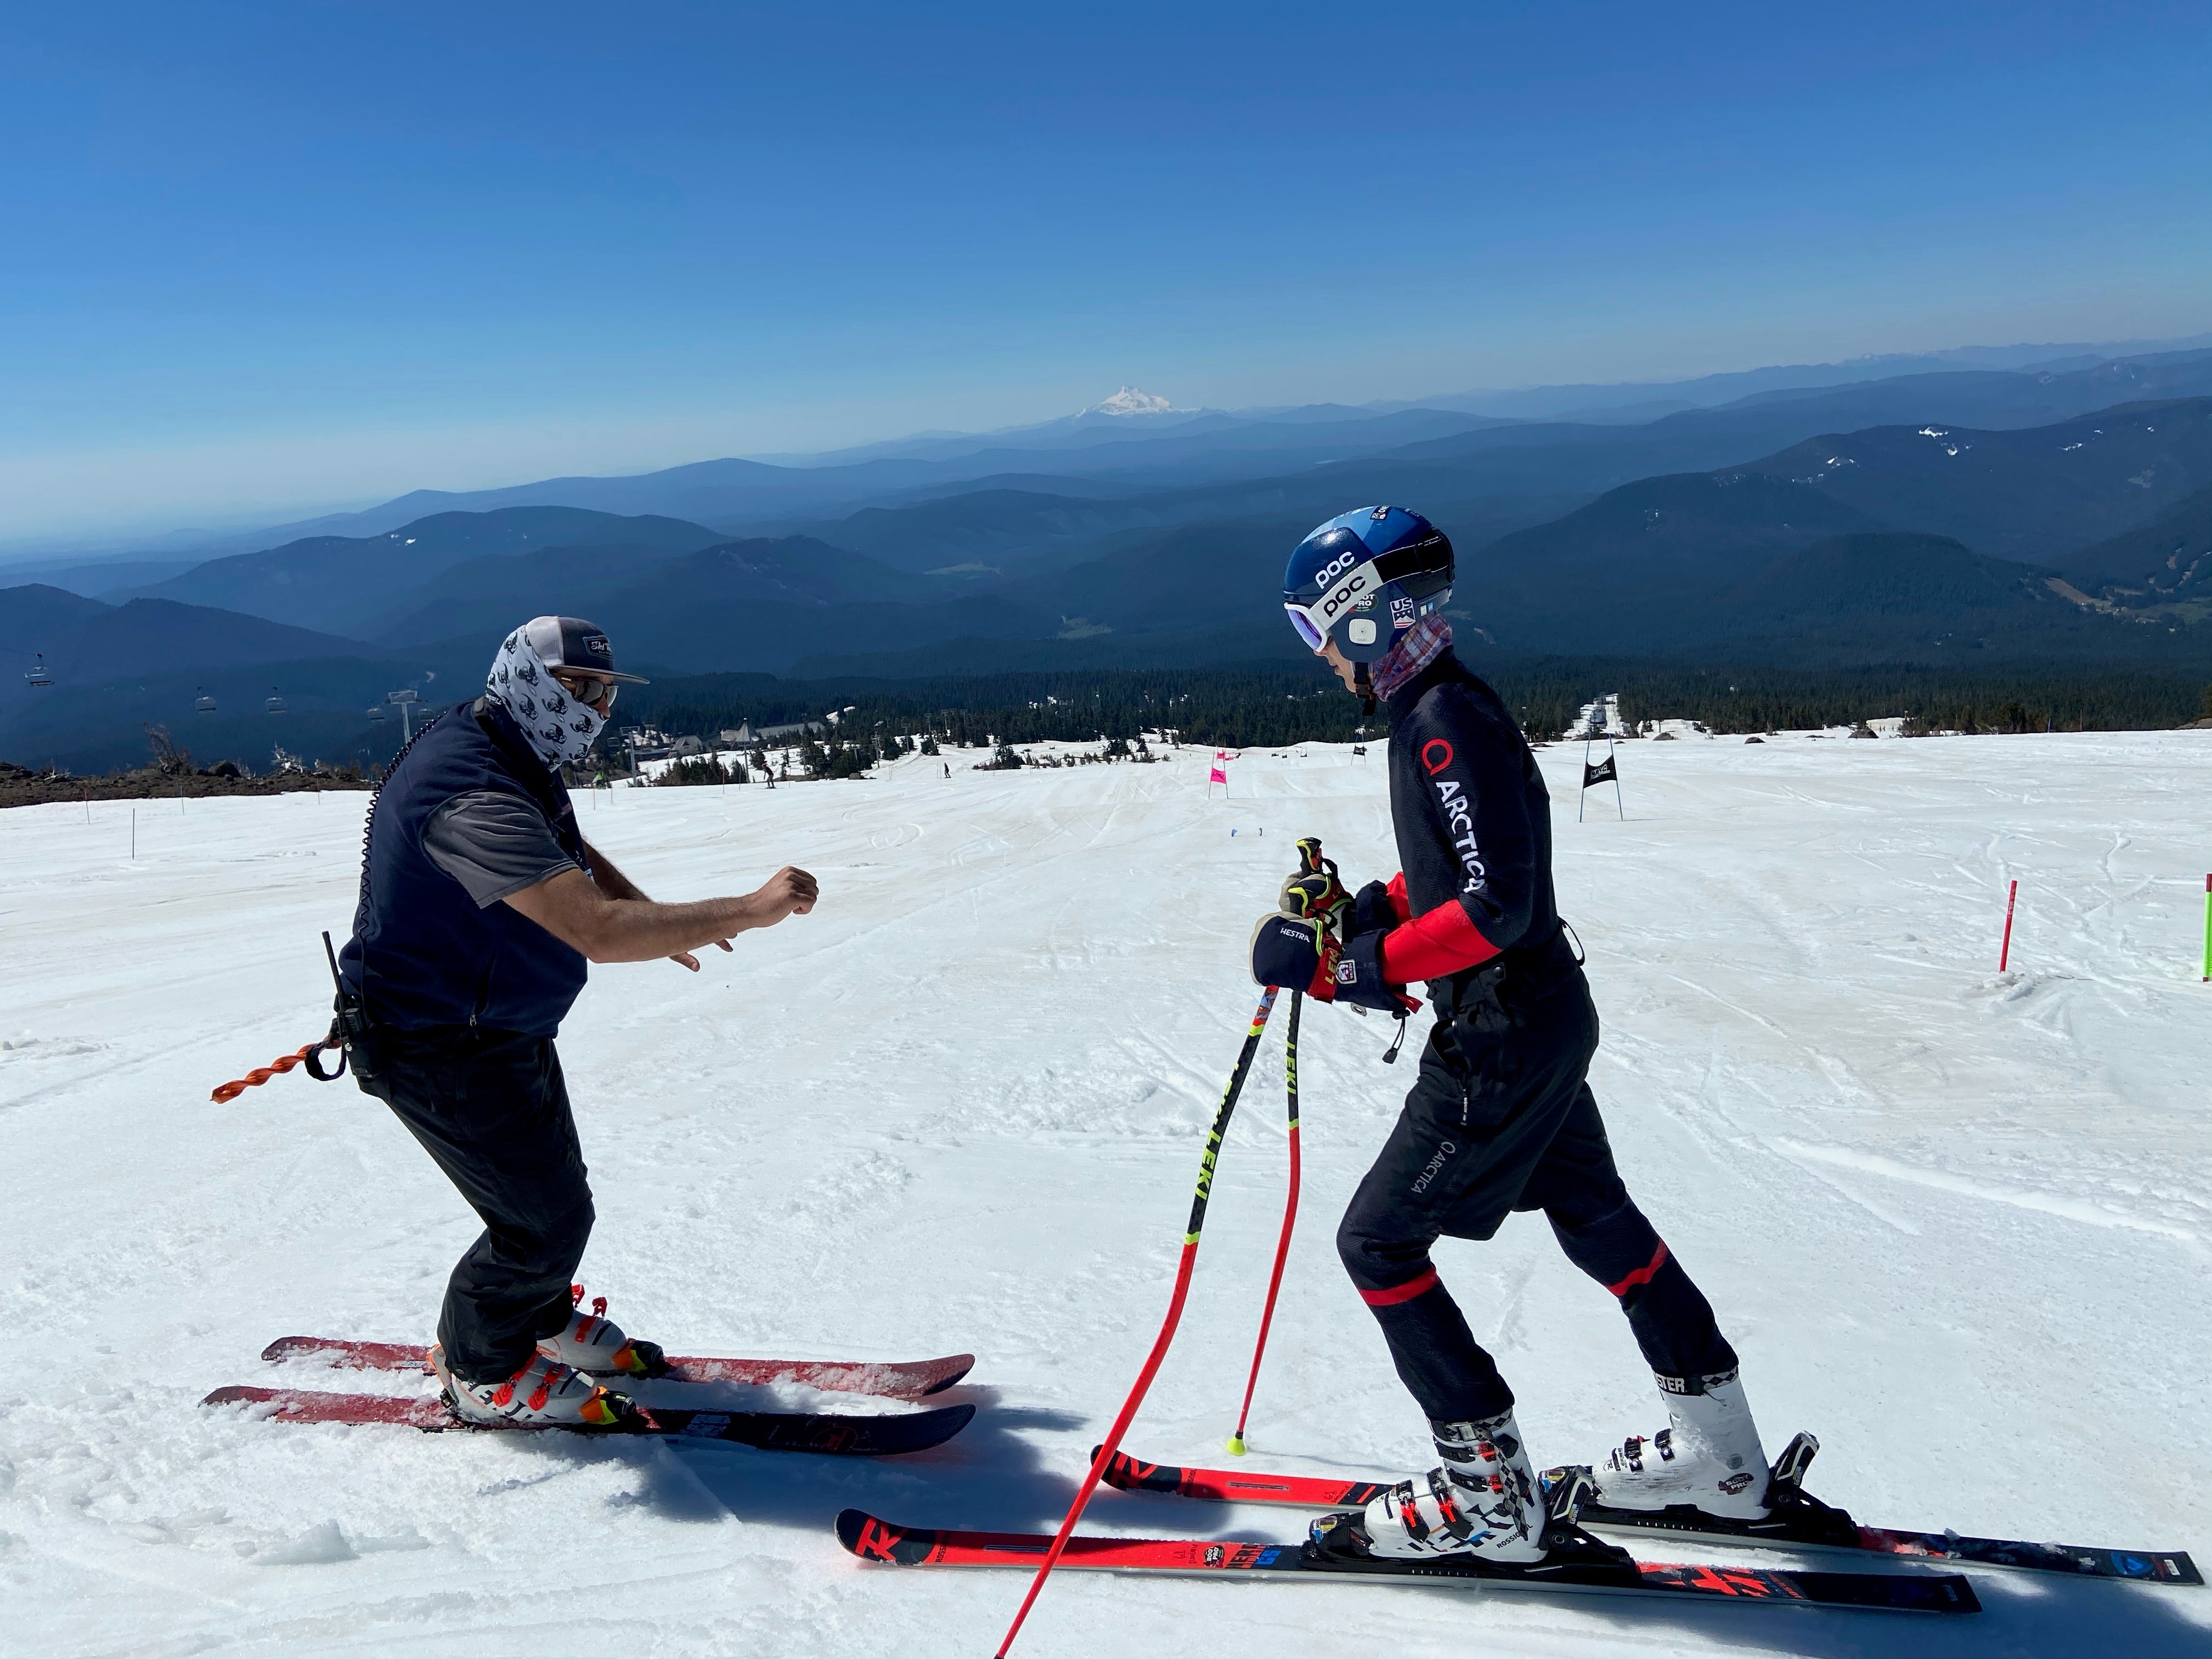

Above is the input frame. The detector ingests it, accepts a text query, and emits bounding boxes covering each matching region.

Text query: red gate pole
[1999,878,2018,972]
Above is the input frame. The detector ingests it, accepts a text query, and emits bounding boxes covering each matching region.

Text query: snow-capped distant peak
[1086,387,1179,416]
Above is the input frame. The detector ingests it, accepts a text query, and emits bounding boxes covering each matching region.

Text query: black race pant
[358,1025,593,1384]
[1336,941,1737,1423]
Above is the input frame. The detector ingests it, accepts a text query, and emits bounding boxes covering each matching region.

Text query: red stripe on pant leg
[1606,1240,1669,1298]
[1359,1266,1441,1307]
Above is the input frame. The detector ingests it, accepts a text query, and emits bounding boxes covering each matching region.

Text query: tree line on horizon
[614,659,2211,753]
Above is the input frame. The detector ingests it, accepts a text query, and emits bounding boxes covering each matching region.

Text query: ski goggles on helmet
[1283,554,1391,655]
[1284,600,1331,653]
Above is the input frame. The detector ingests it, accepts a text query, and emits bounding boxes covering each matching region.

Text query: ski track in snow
[3,733,2209,1656]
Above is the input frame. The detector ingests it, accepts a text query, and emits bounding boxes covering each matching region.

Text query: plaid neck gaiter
[1371,612,1453,702]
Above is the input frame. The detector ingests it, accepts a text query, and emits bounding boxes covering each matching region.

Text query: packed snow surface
[4,731,2209,1656]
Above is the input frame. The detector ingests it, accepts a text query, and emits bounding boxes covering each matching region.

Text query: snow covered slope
[3,732,2209,1656]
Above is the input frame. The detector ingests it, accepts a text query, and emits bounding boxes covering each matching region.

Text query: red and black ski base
[202,1385,973,1456]
[258,1336,974,1400]
[834,1508,1979,1613]
[1097,1434,2202,1588]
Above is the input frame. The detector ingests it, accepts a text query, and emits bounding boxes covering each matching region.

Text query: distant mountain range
[10,343,2212,772]
[13,332,2208,575]
[136,507,729,636]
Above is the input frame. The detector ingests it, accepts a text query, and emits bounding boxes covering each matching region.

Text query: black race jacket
[1378,651,1561,986]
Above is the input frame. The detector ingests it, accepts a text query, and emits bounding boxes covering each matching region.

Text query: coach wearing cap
[335,616,818,1424]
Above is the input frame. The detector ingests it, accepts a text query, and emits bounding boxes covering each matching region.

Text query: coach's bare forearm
[506,866,815,963]
[582,891,768,962]
[581,839,649,902]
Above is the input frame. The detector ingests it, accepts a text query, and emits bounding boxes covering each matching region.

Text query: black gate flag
[1578,733,1624,822]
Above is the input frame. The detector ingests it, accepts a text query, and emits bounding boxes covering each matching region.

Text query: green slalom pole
[2202,875,2210,983]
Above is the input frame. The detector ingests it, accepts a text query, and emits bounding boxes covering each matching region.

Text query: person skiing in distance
[338,617,817,1427]
[1250,507,1771,1565]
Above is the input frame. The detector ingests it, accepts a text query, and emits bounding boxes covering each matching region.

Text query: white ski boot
[540,1284,665,1378]
[431,1345,635,1429]
[1593,1369,1772,1519]
[1331,1412,1550,1562]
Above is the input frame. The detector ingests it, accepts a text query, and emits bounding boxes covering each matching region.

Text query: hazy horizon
[12,321,2212,560]
[5,3,2208,545]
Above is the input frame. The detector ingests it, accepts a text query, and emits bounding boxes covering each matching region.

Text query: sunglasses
[554,672,618,712]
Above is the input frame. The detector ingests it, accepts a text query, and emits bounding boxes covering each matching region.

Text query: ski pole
[1228,989,1300,1456]
[994,985,1280,1659]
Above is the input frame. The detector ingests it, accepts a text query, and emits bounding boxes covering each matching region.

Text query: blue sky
[3,1,2208,540]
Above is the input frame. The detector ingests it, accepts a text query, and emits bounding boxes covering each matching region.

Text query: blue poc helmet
[1282,506,1454,663]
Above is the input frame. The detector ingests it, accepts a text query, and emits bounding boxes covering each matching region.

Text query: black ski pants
[358,1025,593,1384]
[1336,935,1737,1424]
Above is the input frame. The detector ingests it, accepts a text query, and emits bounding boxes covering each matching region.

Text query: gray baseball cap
[518,616,650,685]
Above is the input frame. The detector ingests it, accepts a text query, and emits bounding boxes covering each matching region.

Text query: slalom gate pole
[1999,878,2018,972]
[2202,876,2210,983]
[994,985,1280,1659]
[1228,990,1301,1457]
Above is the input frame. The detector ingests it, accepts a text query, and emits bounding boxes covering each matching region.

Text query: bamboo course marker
[1999,878,2018,972]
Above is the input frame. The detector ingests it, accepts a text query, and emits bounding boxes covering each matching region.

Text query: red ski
[1099,1448,1389,1509]
[259,1336,973,1401]
[834,1509,1979,1613]
[203,1385,974,1455]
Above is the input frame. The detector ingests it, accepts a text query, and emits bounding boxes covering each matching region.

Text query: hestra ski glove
[1278,835,1353,928]
[1249,912,1414,1013]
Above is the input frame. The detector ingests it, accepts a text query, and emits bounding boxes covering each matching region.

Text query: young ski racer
[337,617,817,1426]
[1249,509,1775,1565]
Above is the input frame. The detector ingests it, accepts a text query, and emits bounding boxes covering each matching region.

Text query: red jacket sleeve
[1383,872,1412,923]
[1380,896,1502,983]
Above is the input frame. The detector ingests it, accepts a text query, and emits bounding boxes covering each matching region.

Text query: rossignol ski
[1094,1434,2202,1587]
[836,1508,1979,1613]
[258,1336,974,1400]
[202,1385,973,1455]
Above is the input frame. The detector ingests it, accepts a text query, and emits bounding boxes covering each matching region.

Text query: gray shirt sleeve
[422,789,579,907]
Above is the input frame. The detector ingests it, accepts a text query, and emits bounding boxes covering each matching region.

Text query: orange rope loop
[210,1040,341,1103]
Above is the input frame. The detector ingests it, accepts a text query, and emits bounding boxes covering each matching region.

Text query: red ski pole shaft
[1229,990,1301,1455]
[994,985,1279,1659]
[1999,878,2018,972]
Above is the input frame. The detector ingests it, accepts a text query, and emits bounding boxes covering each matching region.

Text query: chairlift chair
[367,704,386,723]
[25,654,52,688]
[266,686,286,714]
[195,687,218,714]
